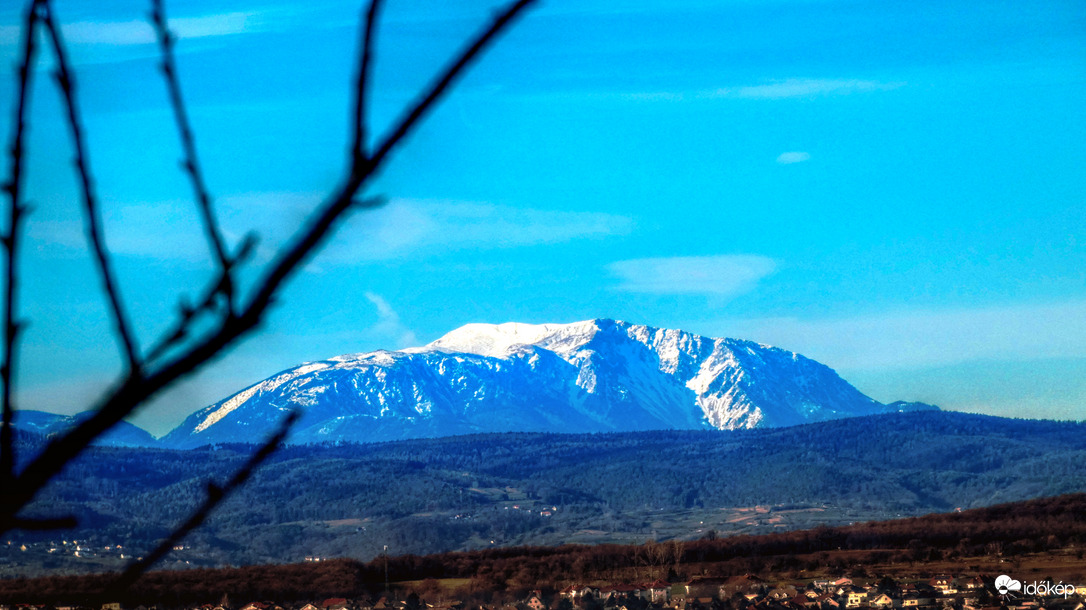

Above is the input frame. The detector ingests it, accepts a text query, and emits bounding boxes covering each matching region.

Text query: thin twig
[366,0,535,173]
[110,410,298,591]
[143,232,257,364]
[249,0,537,316]
[1,0,537,536]
[150,0,236,312]
[351,0,384,171]
[39,1,142,374]
[1,0,44,496]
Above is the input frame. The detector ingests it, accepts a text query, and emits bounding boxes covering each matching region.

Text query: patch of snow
[194,371,297,433]
[413,320,599,359]
[175,317,892,444]
[292,362,330,375]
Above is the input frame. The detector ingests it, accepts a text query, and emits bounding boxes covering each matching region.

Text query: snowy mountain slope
[161,319,935,448]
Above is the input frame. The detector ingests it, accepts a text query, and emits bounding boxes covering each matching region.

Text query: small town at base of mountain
[0,493,1084,608]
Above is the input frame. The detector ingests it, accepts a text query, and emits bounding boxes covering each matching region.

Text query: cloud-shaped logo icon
[995,575,1022,596]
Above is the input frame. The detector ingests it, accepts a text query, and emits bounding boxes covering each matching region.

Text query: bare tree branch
[39,1,142,374]
[1,0,44,498]
[0,0,537,563]
[149,0,236,312]
[143,231,258,365]
[110,410,299,591]
[352,0,384,171]
[367,0,534,173]
[250,0,536,317]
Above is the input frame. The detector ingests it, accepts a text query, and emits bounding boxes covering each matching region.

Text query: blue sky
[2,0,1084,436]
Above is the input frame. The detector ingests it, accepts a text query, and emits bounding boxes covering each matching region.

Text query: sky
[1,0,1084,436]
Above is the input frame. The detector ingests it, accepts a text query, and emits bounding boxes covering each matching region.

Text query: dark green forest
[6,411,1086,572]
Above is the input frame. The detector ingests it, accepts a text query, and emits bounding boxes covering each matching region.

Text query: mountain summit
[161,319,934,448]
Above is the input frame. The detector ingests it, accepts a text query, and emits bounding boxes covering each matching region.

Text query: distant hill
[162,319,937,448]
[12,410,157,448]
[9,411,1085,574]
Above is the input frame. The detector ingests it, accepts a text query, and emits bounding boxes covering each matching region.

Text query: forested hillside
[7,411,1086,574]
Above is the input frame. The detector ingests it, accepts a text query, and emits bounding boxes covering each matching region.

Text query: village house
[560,585,599,600]
[685,577,731,599]
[929,577,957,595]
[846,588,869,608]
[767,587,798,602]
[321,599,349,610]
[788,594,818,609]
[643,581,671,604]
[870,593,895,608]
[598,584,640,602]
[525,593,545,610]
[817,594,841,609]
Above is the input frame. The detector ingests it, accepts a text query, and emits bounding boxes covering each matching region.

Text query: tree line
[1,492,1083,606]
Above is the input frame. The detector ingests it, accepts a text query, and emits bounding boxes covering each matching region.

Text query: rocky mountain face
[161,319,935,448]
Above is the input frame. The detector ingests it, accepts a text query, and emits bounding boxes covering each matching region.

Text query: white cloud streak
[776,151,810,164]
[364,292,419,349]
[715,78,904,99]
[31,202,210,262]
[29,12,263,46]
[625,79,904,102]
[715,300,1086,371]
[30,194,633,265]
[608,254,777,296]
[328,198,634,261]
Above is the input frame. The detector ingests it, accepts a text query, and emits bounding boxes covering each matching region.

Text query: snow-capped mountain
[161,319,935,448]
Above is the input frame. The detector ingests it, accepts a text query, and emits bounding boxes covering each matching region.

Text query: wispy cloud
[32,201,211,263]
[9,12,263,47]
[31,194,633,265]
[0,8,293,51]
[715,78,904,99]
[364,292,419,349]
[776,151,810,164]
[327,198,634,261]
[714,300,1086,371]
[624,79,904,102]
[608,254,777,296]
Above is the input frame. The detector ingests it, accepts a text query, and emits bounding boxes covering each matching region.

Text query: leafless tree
[0,0,535,588]
[639,539,683,580]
